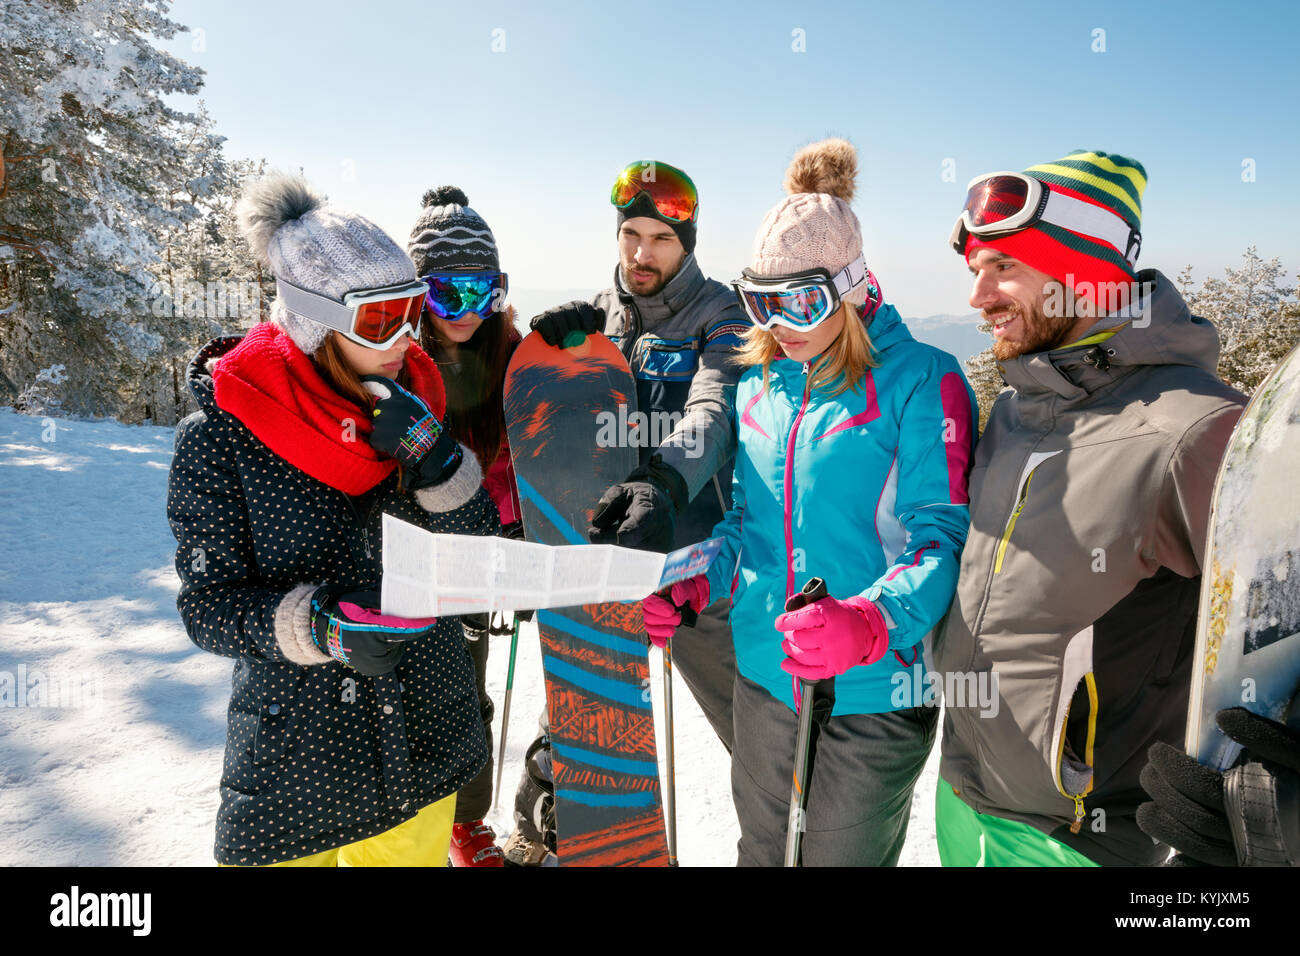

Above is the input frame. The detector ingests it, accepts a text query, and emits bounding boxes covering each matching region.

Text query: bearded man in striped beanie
[932,150,1248,866]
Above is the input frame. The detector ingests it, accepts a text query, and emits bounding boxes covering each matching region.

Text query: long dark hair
[421,305,520,469]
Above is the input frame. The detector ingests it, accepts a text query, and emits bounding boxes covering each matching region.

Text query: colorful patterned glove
[310,585,437,677]
[776,595,889,681]
[361,376,463,489]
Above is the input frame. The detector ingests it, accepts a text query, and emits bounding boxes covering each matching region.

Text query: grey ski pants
[730,673,937,867]
[668,596,737,753]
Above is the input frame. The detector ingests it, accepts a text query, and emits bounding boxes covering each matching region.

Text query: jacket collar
[997,269,1219,402]
[188,323,445,495]
[865,303,910,352]
[187,335,243,409]
[613,253,707,324]
[999,350,1091,401]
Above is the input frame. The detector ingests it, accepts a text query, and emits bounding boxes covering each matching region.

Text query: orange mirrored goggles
[275,278,427,350]
[610,160,699,223]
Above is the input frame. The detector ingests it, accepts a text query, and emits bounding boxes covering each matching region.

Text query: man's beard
[988,300,1077,361]
[620,262,670,297]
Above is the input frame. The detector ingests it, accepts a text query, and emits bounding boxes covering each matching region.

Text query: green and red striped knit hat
[964,150,1147,306]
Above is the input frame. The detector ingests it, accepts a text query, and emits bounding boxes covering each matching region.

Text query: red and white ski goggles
[949,171,1141,267]
[275,278,428,350]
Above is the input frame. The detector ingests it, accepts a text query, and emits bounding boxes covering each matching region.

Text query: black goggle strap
[422,270,506,285]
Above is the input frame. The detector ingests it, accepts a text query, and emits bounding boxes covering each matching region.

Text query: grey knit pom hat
[407,186,500,275]
[236,171,417,355]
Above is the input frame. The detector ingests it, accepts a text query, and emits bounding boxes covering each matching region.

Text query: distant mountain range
[509,290,992,369]
[901,312,991,366]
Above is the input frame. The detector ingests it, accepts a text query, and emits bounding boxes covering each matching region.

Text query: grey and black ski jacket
[934,270,1247,865]
[593,254,750,547]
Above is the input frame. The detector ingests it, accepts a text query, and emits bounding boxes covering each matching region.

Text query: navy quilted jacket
[167,336,499,865]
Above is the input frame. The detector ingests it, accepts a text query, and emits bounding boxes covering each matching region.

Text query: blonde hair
[735,304,878,397]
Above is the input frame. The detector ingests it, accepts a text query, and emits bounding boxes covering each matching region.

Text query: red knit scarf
[212,322,447,495]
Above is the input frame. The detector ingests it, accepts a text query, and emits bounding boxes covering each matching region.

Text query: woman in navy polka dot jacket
[166,173,500,866]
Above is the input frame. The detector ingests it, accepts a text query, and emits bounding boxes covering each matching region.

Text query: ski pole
[662,638,678,866]
[661,597,707,866]
[491,613,522,813]
[783,577,834,867]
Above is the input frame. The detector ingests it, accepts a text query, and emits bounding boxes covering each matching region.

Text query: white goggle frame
[949,171,1141,268]
[275,278,428,350]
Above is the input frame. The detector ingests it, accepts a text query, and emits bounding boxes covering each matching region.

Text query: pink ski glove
[776,595,889,681]
[640,576,710,648]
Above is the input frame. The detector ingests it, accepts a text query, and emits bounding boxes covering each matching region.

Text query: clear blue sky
[162,0,1300,318]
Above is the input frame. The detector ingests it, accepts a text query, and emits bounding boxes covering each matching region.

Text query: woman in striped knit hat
[407,186,523,866]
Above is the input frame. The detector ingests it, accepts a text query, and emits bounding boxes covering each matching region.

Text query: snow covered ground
[0,407,939,866]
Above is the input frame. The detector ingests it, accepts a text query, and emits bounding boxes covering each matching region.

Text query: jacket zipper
[783,363,813,600]
[993,469,1037,573]
[343,494,374,563]
[967,392,1057,672]
[299,467,373,571]
[1055,673,1099,833]
[621,303,642,365]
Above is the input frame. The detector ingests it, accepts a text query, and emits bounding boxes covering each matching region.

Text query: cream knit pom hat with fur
[750,138,868,306]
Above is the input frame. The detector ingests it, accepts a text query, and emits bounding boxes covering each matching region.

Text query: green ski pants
[936,779,1099,867]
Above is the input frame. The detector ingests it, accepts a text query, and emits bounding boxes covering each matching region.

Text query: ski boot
[449,820,505,867]
[503,734,558,866]
[503,827,556,867]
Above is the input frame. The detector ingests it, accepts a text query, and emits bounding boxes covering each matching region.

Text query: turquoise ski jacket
[705,305,977,715]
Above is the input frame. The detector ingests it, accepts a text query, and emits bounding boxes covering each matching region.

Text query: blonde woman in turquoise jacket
[644,140,977,865]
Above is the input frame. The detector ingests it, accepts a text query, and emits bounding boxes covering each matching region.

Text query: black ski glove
[361,376,464,489]
[1138,707,1300,866]
[461,612,491,642]
[587,453,688,553]
[529,300,604,347]
[461,611,518,639]
[310,585,436,677]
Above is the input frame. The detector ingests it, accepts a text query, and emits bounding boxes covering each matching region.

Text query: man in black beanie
[506,160,748,865]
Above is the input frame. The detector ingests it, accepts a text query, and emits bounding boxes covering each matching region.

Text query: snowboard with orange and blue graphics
[503,330,669,866]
